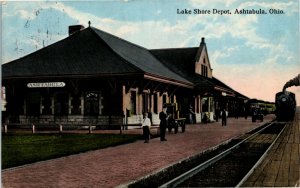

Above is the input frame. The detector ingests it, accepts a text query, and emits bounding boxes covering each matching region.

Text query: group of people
[142,107,229,143]
[141,107,169,143]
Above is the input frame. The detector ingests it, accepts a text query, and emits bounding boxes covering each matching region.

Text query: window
[84,92,99,116]
[142,93,149,113]
[201,65,208,77]
[130,91,137,115]
[26,92,41,116]
[55,93,68,115]
[42,94,52,115]
[154,93,158,113]
[71,94,81,115]
[170,95,174,103]
[202,97,208,112]
[163,94,167,105]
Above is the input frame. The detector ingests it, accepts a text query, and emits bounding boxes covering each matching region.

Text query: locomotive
[275,91,296,121]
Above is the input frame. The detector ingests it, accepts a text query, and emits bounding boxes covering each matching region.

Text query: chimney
[201,37,205,44]
[68,25,84,36]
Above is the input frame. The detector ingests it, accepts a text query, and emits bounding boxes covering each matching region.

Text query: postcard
[1,0,299,187]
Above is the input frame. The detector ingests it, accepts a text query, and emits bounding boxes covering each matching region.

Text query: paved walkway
[242,109,300,187]
[2,115,275,188]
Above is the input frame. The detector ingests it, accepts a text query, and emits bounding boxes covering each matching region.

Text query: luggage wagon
[164,103,186,133]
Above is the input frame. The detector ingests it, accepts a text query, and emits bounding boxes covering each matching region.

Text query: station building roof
[2,26,193,88]
[2,25,248,99]
[150,47,248,99]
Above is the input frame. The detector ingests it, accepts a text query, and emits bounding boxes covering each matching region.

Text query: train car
[275,91,296,121]
[246,99,275,118]
[265,103,276,114]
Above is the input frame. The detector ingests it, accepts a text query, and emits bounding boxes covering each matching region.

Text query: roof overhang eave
[214,86,236,96]
[2,72,144,80]
[144,74,194,89]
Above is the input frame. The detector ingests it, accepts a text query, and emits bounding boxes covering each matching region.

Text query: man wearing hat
[159,107,168,141]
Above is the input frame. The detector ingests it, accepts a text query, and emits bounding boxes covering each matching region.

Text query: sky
[1,0,300,104]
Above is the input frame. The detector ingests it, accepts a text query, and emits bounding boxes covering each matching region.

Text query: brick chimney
[68,25,84,35]
[201,37,205,44]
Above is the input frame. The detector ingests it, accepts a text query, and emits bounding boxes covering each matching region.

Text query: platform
[2,115,277,187]
[242,108,300,187]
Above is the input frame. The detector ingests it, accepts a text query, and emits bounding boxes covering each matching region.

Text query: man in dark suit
[159,107,168,141]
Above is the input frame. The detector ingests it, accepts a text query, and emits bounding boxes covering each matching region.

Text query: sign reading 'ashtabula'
[27,82,66,88]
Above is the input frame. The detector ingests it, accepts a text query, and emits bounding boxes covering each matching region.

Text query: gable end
[195,38,213,78]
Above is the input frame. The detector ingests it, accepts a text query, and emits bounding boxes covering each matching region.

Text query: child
[142,113,151,143]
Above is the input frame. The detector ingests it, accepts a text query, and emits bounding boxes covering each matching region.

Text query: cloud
[9,1,288,52]
[189,0,238,8]
[155,10,162,15]
[210,46,238,64]
[115,24,139,37]
[17,9,33,19]
[2,1,299,103]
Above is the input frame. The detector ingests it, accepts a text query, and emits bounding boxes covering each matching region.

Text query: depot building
[2,24,248,127]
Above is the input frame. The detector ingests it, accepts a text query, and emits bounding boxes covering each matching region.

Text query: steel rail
[159,122,276,188]
[235,122,287,187]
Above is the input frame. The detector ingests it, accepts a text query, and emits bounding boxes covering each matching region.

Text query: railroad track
[159,122,287,188]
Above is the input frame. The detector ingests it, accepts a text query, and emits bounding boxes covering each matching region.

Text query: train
[275,91,296,121]
[246,99,275,116]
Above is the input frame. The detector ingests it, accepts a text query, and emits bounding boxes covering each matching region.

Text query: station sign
[27,82,66,88]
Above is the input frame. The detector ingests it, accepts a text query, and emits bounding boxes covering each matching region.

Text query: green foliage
[2,133,141,169]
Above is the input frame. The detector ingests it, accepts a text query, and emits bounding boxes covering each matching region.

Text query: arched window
[84,92,99,116]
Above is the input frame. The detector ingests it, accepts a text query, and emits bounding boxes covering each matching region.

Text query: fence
[1,123,123,134]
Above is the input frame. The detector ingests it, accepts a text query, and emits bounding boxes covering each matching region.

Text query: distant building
[2,25,248,127]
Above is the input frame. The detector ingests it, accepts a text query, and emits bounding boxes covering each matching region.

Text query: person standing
[142,113,151,143]
[159,107,168,141]
[221,109,227,126]
[189,106,195,124]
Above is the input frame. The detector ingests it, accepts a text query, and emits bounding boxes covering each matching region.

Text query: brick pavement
[2,115,274,188]
[242,109,300,187]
